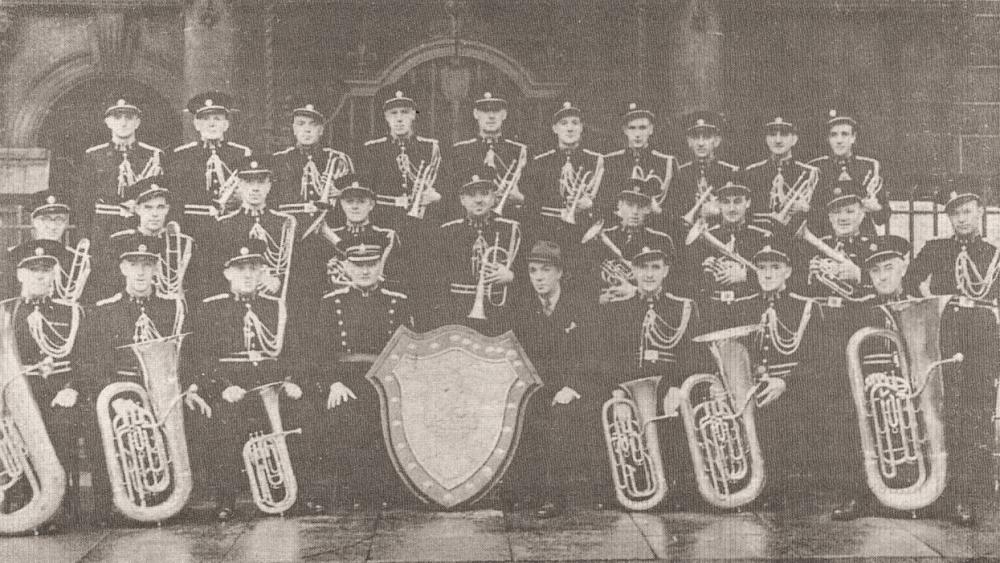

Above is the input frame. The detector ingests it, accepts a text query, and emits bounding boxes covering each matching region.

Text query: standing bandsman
[521,101,604,248]
[741,116,818,230]
[184,240,303,521]
[447,92,528,222]
[271,101,354,232]
[807,110,888,237]
[2,241,109,526]
[600,102,677,228]
[166,91,252,232]
[75,98,163,240]
[1,191,91,303]
[671,111,739,243]
[681,182,770,331]
[357,91,442,233]
[432,174,520,336]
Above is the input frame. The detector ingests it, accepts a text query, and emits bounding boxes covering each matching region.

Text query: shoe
[947,503,976,527]
[216,506,235,522]
[831,498,867,521]
[533,501,565,519]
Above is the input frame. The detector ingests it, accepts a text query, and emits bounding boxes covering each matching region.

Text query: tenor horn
[681,325,766,509]
[845,296,963,511]
[96,334,201,523]
[242,382,302,515]
[0,311,66,535]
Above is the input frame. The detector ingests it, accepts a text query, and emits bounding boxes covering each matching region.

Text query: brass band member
[433,175,520,336]
[271,101,355,231]
[1,241,109,526]
[447,92,528,221]
[672,111,739,242]
[600,103,677,227]
[76,98,163,240]
[357,91,442,232]
[184,240,303,521]
[741,116,818,229]
[903,189,1000,526]
[807,110,888,237]
[299,243,413,508]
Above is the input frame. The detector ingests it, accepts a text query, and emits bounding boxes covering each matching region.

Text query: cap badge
[774,117,784,124]
[562,101,572,109]
[350,181,360,188]
[34,247,44,256]
[250,161,258,169]
[696,119,705,126]
[204,99,213,107]
[950,191,958,201]
[628,102,637,110]
[117,99,126,107]
[305,104,314,111]
[833,187,842,196]
[870,243,878,252]
[46,195,56,204]
[829,109,837,118]
[395,91,403,98]
[240,247,249,256]
[484,92,492,99]
[471,174,481,182]
[138,244,147,253]
[762,245,772,253]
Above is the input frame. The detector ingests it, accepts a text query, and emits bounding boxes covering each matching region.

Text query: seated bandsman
[1,191,91,303]
[432,174,521,336]
[672,111,739,243]
[184,240,303,521]
[271,101,355,232]
[681,182,770,331]
[447,92,528,222]
[300,242,413,508]
[76,97,163,241]
[599,103,676,228]
[807,110,888,237]
[582,180,674,304]
[357,91,442,233]
[521,101,604,249]
[741,116,818,230]
[1,241,109,526]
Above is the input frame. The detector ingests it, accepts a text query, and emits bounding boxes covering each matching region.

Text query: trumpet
[846,296,963,511]
[242,382,302,515]
[767,169,817,226]
[861,161,883,200]
[794,223,865,301]
[0,310,66,535]
[393,145,441,219]
[542,160,604,224]
[96,334,206,523]
[685,220,761,276]
[468,225,521,320]
[155,222,193,300]
[682,178,716,226]
[680,325,766,509]
[56,238,91,303]
[492,145,528,217]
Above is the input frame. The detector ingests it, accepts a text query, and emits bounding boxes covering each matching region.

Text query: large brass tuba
[846,296,963,511]
[680,325,766,509]
[242,382,302,515]
[95,334,201,523]
[0,310,66,535]
[602,376,671,511]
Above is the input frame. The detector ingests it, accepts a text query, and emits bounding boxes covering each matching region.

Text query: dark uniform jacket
[165,139,252,227]
[101,228,203,302]
[271,144,354,229]
[670,157,740,237]
[447,135,529,221]
[735,291,825,381]
[356,134,442,229]
[600,147,677,224]
[2,296,88,402]
[211,207,295,296]
[681,222,770,302]
[582,224,674,297]
[741,156,819,227]
[807,154,888,237]
[76,140,163,239]
[906,235,1000,303]
[1,240,82,302]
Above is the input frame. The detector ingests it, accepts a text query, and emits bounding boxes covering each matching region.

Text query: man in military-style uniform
[807,110,889,237]
[165,91,252,235]
[183,240,304,521]
[356,91,443,234]
[2,241,110,526]
[75,98,164,241]
[600,102,677,228]
[741,116,818,230]
[298,243,413,508]
[271,101,355,233]
[671,111,739,244]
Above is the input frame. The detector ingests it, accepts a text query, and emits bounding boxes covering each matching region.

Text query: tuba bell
[95,334,202,523]
[242,382,302,515]
[0,310,66,535]
[680,325,766,509]
[845,295,963,511]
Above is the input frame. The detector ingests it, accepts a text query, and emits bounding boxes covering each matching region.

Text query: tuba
[242,382,302,515]
[845,295,963,511]
[95,334,202,523]
[680,325,766,509]
[0,310,66,535]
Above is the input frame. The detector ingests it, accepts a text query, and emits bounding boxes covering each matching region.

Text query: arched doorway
[38,78,181,193]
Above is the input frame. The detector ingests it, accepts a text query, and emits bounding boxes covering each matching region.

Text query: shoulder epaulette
[95,293,123,307]
[173,141,197,152]
[856,155,879,165]
[267,208,294,220]
[651,150,673,160]
[440,218,464,228]
[416,136,439,145]
[582,148,603,158]
[228,142,252,156]
[496,217,519,227]
[797,160,818,171]
[807,155,830,165]
[272,146,294,156]
[678,161,693,170]
[788,292,813,302]
[604,149,625,158]
[707,224,722,233]
[503,139,527,149]
[602,225,620,234]
[109,228,136,239]
[380,288,408,299]
[646,228,673,241]
[732,293,759,303]
[452,138,477,147]
[748,225,771,235]
[85,142,110,154]
[202,293,229,303]
[364,137,387,146]
[0,297,18,308]
[372,225,396,236]
[6,244,16,252]
[218,209,240,221]
[664,292,693,304]
[718,160,739,171]
[744,160,768,171]
[137,142,162,153]
[533,149,555,161]
[323,287,351,299]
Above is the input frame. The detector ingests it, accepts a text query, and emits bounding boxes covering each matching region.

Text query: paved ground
[4,492,1000,562]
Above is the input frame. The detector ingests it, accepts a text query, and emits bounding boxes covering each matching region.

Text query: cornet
[242,381,302,515]
[795,223,865,301]
[767,169,816,226]
[541,160,604,224]
[468,226,521,320]
[492,146,527,217]
[682,177,717,226]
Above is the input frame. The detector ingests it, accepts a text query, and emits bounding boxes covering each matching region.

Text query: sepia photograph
[0,0,998,560]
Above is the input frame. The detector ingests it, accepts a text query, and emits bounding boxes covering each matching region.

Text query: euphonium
[0,310,66,535]
[680,325,766,509]
[95,334,199,523]
[846,295,963,511]
[602,376,670,511]
[242,382,302,515]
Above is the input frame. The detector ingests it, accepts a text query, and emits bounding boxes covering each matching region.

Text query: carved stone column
[183,0,237,136]
[668,0,723,115]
